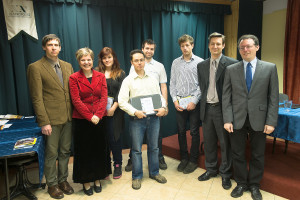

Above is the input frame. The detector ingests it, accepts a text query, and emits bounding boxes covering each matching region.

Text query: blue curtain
[0,0,230,145]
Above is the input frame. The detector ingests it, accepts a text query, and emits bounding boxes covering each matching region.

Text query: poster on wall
[2,0,38,40]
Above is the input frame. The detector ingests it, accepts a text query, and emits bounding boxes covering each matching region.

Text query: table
[0,118,45,200]
[271,107,300,153]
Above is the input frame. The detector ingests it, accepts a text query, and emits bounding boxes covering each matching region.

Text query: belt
[207,102,220,107]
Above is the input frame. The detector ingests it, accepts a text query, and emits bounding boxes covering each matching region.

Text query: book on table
[13,137,37,150]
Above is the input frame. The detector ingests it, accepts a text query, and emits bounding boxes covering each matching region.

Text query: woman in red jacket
[69,47,111,196]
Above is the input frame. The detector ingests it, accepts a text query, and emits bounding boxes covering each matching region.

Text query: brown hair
[97,47,123,80]
[178,34,194,46]
[208,32,225,44]
[75,47,94,62]
[42,34,61,47]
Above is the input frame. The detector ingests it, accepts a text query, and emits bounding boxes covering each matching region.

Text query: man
[222,34,279,200]
[126,39,168,171]
[118,49,167,190]
[197,32,238,189]
[27,34,74,199]
[169,34,203,174]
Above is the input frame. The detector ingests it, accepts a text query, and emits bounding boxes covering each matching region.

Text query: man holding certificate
[118,49,167,190]
[170,34,203,174]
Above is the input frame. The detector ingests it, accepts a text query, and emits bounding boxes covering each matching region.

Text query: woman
[69,47,111,196]
[95,47,125,179]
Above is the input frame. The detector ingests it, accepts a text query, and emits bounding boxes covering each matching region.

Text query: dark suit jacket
[222,59,279,131]
[27,56,74,127]
[197,55,238,121]
[69,69,108,121]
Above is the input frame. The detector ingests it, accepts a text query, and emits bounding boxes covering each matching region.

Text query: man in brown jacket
[27,34,74,199]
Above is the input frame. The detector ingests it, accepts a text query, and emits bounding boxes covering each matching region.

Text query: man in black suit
[197,32,237,190]
[222,34,279,200]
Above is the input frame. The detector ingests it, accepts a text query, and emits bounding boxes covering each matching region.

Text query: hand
[155,108,166,117]
[174,101,184,112]
[41,124,52,136]
[186,102,196,111]
[134,110,146,119]
[107,107,115,116]
[91,115,100,125]
[224,123,233,133]
[164,107,169,116]
[264,125,275,134]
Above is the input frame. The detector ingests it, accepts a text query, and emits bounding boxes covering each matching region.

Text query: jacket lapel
[41,57,63,88]
[249,59,263,94]
[215,56,226,81]
[59,61,68,89]
[90,70,101,89]
[236,61,248,93]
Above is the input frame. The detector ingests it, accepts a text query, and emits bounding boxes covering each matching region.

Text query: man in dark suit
[197,32,237,189]
[27,34,74,199]
[222,34,279,200]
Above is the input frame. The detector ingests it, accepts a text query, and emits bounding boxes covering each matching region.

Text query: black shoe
[249,187,262,200]
[222,177,232,190]
[198,171,217,181]
[177,159,188,172]
[230,185,247,198]
[113,164,122,179]
[125,159,132,172]
[94,182,102,193]
[159,158,167,170]
[183,161,198,174]
[83,185,93,196]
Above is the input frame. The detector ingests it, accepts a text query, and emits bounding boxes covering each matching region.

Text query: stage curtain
[0,1,229,145]
[284,0,300,104]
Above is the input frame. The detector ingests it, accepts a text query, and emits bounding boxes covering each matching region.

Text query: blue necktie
[246,63,252,92]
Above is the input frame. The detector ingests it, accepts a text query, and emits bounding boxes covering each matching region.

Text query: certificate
[106,96,114,110]
[141,97,155,115]
[178,96,192,110]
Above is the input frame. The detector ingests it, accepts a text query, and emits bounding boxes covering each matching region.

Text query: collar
[243,57,257,68]
[210,54,222,64]
[44,56,59,67]
[180,53,195,62]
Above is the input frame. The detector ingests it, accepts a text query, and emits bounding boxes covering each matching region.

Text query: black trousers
[176,103,200,163]
[229,117,266,188]
[202,103,232,178]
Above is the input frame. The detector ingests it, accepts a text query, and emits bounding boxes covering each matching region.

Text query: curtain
[0,0,230,146]
[284,0,300,104]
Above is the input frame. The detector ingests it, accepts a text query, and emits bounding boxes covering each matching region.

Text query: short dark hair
[42,34,61,47]
[208,32,225,44]
[142,39,156,49]
[238,34,259,46]
[130,49,145,61]
[178,34,194,45]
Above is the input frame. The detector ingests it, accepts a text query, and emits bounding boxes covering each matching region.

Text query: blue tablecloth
[0,117,44,182]
[271,108,300,143]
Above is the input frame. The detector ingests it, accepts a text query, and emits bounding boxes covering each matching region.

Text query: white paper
[141,97,155,114]
[0,120,9,126]
[106,97,114,110]
[3,124,12,129]
[25,116,35,118]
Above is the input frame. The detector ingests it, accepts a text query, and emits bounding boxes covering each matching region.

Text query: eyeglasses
[132,59,145,63]
[238,45,254,50]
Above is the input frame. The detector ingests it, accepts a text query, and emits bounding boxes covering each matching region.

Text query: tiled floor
[17,149,287,200]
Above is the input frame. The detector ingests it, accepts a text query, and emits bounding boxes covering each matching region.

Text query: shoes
[83,184,93,196]
[125,159,132,172]
[183,161,198,174]
[58,181,74,195]
[149,174,167,184]
[132,179,142,190]
[249,187,262,200]
[230,185,248,198]
[94,182,102,193]
[159,158,168,170]
[48,185,64,199]
[177,159,188,172]
[113,164,122,179]
[222,177,232,190]
[198,171,217,181]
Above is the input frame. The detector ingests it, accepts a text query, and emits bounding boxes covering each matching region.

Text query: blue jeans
[130,115,160,179]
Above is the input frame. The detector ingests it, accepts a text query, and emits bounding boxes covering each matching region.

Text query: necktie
[207,60,216,100]
[54,64,64,86]
[246,62,252,92]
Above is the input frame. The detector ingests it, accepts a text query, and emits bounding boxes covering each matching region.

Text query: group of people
[27,32,278,200]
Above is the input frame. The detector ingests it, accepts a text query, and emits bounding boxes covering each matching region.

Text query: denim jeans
[130,115,160,179]
[105,116,122,166]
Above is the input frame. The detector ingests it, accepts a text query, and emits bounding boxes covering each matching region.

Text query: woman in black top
[95,47,125,179]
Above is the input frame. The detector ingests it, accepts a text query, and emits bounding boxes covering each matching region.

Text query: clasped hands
[174,101,196,111]
[91,115,100,125]
[224,123,275,134]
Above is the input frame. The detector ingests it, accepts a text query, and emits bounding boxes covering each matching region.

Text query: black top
[106,71,126,102]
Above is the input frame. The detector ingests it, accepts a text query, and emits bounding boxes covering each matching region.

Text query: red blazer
[69,69,107,121]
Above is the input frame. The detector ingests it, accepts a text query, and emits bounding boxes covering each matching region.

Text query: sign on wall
[2,0,38,40]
